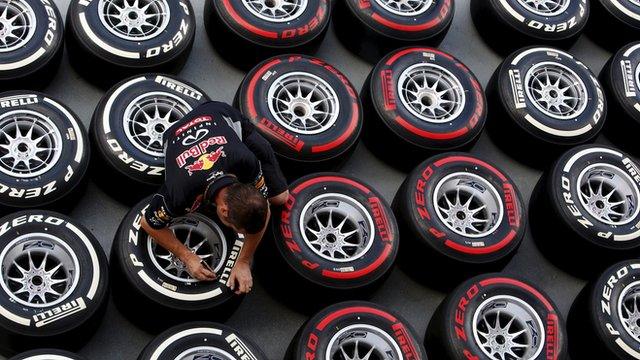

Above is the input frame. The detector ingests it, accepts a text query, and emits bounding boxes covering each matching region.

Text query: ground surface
[0,0,621,359]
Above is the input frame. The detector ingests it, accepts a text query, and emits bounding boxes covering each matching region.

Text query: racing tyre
[487,46,606,164]
[0,91,89,211]
[334,0,454,62]
[601,42,640,155]
[470,0,589,53]
[425,273,567,360]
[272,173,398,292]
[138,321,267,360]
[532,145,640,273]
[65,0,195,85]
[90,74,210,195]
[0,0,64,90]
[392,153,525,277]
[589,0,640,49]
[569,260,640,360]
[204,0,331,68]
[0,211,109,350]
[111,197,245,327]
[287,301,428,360]
[236,55,362,176]
[9,349,86,360]
[362,47,487,167]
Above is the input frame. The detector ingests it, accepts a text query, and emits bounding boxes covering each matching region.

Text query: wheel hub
[0,0,36,53]
[374,0,433,16]
[619,281,640,342]
[327,325,403,360]
[242,0,308,22]
[517,0,570,16]
[525,62,588,120]
[99,0,170,41]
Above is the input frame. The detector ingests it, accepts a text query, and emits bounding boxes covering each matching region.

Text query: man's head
[215,182,268,234]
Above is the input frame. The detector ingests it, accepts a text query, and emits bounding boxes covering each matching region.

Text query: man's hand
[183,252,216,281]
[227,260,253,295]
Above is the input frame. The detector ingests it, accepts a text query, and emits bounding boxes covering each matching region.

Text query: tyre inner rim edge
[98,0,170,41]
[175,346,236,360]
[241,0,309,22]
[618,280,640,343]
[576,163,640,226]
[123,92,192,157]
[0,233,80,308]
[0,0,36,52]
[299,193,376,263]
[516,0,570,16]
[147,215,227,283]
[472,295,545,360]
[0,110,63,178]
[373,0,433,17]
[397,62,466,124]
[524,61,588,121]
[433,172,504,239]
[326,324,404,360]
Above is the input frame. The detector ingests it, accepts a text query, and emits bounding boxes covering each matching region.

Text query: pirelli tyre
[236,55,362,175]
[111,197,245,324]
[488,47,606,163]
[203,0,331,67]
[470,0,589,53]
[425,273,567,360]
[287,301,427,360]
[138,321,267,360]
[90,74,210,191]
[272,173,398,291]
[392,153,526,273]
[569,260,640,360]
[533,145,640,267]
[0,0,63,89]
[9,349,86,360]
[65,0,195,83]
[0,211,109,348]
[601,42,640,155]
[589,0,640,48]
[362,47,487,165]
[333,0,454,61]
[0,91,89,211]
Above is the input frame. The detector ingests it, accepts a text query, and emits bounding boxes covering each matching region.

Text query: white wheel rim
[397,63,466,124]
[524,61,588,121]
[325,324,404,360]
[0,110,63,178]
[123,92,192,157]
[0,0,36,53]
[98,0,170,41]
[0,233,80,308]
[516,0,570,16]
[241,0,309,22]
[373,0,433,16]
[267,71,340,135]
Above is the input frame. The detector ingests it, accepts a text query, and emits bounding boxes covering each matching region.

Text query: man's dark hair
[225,183,268,234]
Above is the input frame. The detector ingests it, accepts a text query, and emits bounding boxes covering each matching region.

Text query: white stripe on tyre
[78,13,140,59]
[102,76,148,134]
[149,327,223,360]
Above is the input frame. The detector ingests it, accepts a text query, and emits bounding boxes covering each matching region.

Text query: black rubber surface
[0,0,616,358]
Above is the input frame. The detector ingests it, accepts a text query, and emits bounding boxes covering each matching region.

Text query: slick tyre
[0,0,64,89]
[535,145,640,265]
[601,42,640,155]
[569,260,640,360]
[334,0,454,61]
[0,211,109,347]
[66,0,195,83]
[236,55,362,175]
[488,47,606,162]
[204,0,331,67]
[589,0,640,48]
[138,322,267,360]
[426,274,567,360]
[471,0,589,52]
[272,173,398,290]
[0,91,89,211]
[9,349,86,360]
[90,74,210,190]
[362,47,486,164]
[392,153,525,270]
[288,301,428,360]
[111,197,244,320]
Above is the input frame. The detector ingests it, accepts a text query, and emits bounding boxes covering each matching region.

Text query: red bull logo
[185,147,225,175]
